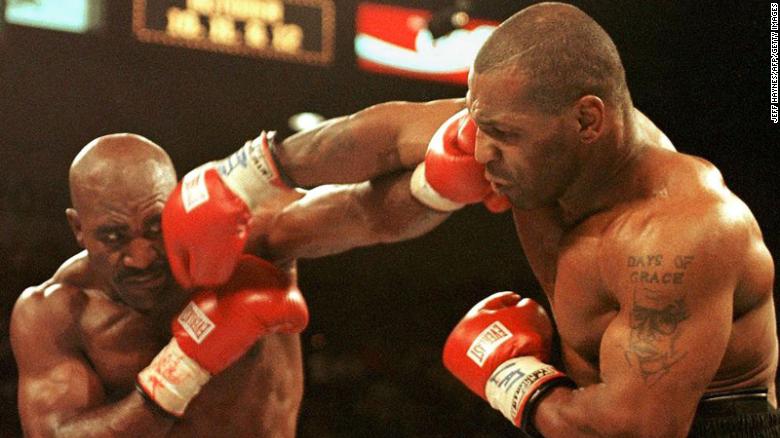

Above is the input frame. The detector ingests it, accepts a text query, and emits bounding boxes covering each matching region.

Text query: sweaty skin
[246,99,465,262]
[11,134,303,437]
[246,75,774,437]
[466,53,776,437]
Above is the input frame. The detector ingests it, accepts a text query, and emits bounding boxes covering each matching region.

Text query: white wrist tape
[410,162,466,212]
[484,356,565,425]
[137,339,211,417]
[215,131,292,209]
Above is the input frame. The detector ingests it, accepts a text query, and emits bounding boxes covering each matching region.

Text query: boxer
[439,4,777,436]
[162,4,777,436]
[10,134,308,437]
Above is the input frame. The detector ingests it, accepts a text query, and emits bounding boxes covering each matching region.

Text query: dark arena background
[0,1,776,436]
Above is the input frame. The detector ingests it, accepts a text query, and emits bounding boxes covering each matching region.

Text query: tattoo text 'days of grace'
[624,254,693,385]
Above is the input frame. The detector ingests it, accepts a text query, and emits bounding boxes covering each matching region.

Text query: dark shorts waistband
[689,388,780,438]
[696,387,773,418]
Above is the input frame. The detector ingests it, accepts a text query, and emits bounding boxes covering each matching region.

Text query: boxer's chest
[171,334,303,437]
[514,211,618,381]
[551,242,618,383]
[79,304,167,394]
[78,297,304,436]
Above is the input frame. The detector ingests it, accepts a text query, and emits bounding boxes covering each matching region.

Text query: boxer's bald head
[67,134,177,310]
[69,133,176,213]
[473,2,630,114]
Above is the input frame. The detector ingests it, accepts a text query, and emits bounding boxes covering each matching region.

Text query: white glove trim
[137,338,212,417]
[410,162,465,212]
[215,131,293,209]
[484,356,565,426]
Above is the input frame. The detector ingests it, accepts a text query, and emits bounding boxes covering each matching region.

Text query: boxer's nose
[123,237,158,270]
[474,129,500,165]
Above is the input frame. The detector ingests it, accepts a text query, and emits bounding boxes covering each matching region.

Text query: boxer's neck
[556,106,644,227]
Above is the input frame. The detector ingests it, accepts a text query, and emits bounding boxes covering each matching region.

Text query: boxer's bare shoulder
[10,251,110,435]
[550,147,775,396]
[584,147,774,310]
[12,251,92,342]
[598,150,775,390]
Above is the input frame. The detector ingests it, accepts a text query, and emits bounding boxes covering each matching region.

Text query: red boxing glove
[443,292,573,430]
[410,109,510,213]
[137,255,308,416]
[163,132,295,288]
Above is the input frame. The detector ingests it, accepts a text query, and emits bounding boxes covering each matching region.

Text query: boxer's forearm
[527,386,605,437]
[531,385,691,438]
[256,171,450,261]
[275,114,403,187]
[50,391,174,438]
[275,99,465,187]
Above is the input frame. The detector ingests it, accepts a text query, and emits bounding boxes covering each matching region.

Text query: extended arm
[274,99,465,186]
[247,170,451,262]
[163,99,464,288]
[248,108,513,262]
[164,101,512,287]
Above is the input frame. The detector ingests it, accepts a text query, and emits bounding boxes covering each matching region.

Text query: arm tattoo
[624,254,694,385]
[625,287,689,385]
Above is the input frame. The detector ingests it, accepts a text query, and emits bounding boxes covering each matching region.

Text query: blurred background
[0,1,776,436]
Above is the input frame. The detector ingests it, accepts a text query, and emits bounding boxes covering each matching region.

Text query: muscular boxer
[439,4,777,436]
[162,4,776,437]
[10,134,308,437]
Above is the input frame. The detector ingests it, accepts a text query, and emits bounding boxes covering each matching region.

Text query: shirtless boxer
[434,3,776,437]
[10,134,308,437]
[163,4,777,437]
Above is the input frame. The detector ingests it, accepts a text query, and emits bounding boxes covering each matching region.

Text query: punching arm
[249,170,451,262]
[274,99,465,186]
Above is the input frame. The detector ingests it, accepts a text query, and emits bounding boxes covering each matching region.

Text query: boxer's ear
[66,208,85,248]
[574,95,605,144]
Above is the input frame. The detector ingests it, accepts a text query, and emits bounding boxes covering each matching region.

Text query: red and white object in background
[355,3,498,86]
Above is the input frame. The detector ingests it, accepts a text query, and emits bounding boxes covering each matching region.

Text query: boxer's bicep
[19,357,106,435]
[11,295,106,434]
[537,231,736,437]
[593,235,734,435]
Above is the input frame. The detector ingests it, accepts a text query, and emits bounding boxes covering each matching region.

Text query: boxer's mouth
[119,269,168,287]
[489,180,505,193]
[484,169,511,191]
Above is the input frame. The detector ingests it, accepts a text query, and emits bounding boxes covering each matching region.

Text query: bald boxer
[10,134,308,437]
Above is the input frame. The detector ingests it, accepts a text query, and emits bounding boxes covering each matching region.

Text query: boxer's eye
[96,226,128,247]
[103,232,123,244]
[144,217,162,238]
[483,125,513,141]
